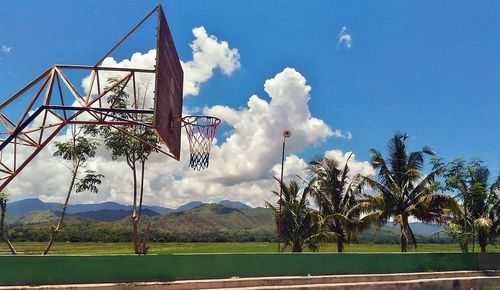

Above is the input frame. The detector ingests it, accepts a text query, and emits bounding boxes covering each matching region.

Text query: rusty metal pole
[278,130,291,252]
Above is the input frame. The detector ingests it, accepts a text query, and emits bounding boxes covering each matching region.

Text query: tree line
[266,133,499,253]
[5,222,451,244]
[6,225,277,243]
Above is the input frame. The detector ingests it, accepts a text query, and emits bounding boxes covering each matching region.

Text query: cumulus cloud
[271,155,309,181]
[182,27,240,96]
[5,27,362,209]
[203,68,334,186]
[1,45,12,54]
[324,149,374,177]
[81,49,157,108]
[338,26,352,49]
[332,129,352,139]
[81,26,240,99]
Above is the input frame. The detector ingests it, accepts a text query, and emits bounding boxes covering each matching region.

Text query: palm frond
[474,217,493,231]
[370,148,398,191]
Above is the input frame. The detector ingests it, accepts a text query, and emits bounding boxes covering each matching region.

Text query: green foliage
[85,77,159,165]
[53,128,103,194]
[86,78,161,254]
[360,132,459,252]
[0,191,8,202]
[106,77,129,110]
[308,153,379,251]
[443,223,471,252]
[97,124,158,164]
[75,171,104,194]
[265,179,326,252]
[53,136,98,163]
[433,157,499,252]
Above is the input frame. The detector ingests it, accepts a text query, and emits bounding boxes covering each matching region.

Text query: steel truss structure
[0,5,179,191]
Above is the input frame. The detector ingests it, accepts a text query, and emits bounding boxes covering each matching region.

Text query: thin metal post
[278,136,286,252]
[277,130,291,252]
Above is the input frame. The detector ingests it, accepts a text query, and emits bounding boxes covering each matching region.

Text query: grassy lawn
[1,242,498,255]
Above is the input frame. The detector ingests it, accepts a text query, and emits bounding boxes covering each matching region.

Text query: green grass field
[1,242,499,255]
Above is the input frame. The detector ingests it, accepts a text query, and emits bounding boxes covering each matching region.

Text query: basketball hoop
[181,116,221,170]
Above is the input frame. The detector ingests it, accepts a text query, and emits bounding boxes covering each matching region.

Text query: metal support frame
[0,64,175,191]
[0,4,175,191]
[0,4,191,191]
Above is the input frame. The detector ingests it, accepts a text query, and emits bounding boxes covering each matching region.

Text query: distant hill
[408,222,443,236]
[359,222,446,244]
[66,201,132,214]
[8,198,61,215]
[176,201,204,212]
[7,198,174,215]
[175,200,251,212]
[151,203,273,233]
[144,205,173,214]
[6,198,251,216]
[218,200,251,209]
[63,208,160,222]
[8,210,59,225]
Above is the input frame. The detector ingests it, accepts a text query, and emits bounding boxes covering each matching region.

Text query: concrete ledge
[3,271,499,290]
[216,276,500,290]
[0,253,498,286]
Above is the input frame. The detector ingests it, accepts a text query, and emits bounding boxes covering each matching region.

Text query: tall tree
[473,173,499,252]
[265,179,326,252]
[361,132,458,252]
[0,191,17,254]
[43,125,102,255]
[86,77,158,254]
[434,158,499,252]
[308,153,379,252]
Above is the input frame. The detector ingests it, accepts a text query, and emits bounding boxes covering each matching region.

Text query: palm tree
[0,192,17,254]
[361,132,459,252]
[308,153,379,252]
[435,158,499,252]
[265,179,324,252]
[471,169,499,252]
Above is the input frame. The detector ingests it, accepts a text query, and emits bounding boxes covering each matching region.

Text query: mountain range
[3,198,446,243]
[7,198,250,218]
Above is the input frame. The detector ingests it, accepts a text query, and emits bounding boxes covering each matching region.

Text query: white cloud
[5,28,363,210]
[182,27,240,96]
[1,45,12,54]
[332,129,352,139]
[81,26,240,99]
[338,26,352,49]
[324,149,374,177]
[271,155,309,181]
[203,68,334,188]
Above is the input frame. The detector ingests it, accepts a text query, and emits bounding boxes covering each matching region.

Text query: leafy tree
[308,153,380,252]
[474,186,499,252]
[43,125,102,255]
[265,179,326,252]
[442,223,470,252]
[434,158,499,252]
[0,191,17,254]
[361,132,459,252]
[85,77,159,255]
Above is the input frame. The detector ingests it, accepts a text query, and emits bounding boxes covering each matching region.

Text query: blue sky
[0,1,499,204]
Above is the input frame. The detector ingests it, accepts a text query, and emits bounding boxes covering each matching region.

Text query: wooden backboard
[153,6,183,160]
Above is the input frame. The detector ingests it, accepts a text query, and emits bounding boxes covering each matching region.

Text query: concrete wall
[0,252,498,286]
